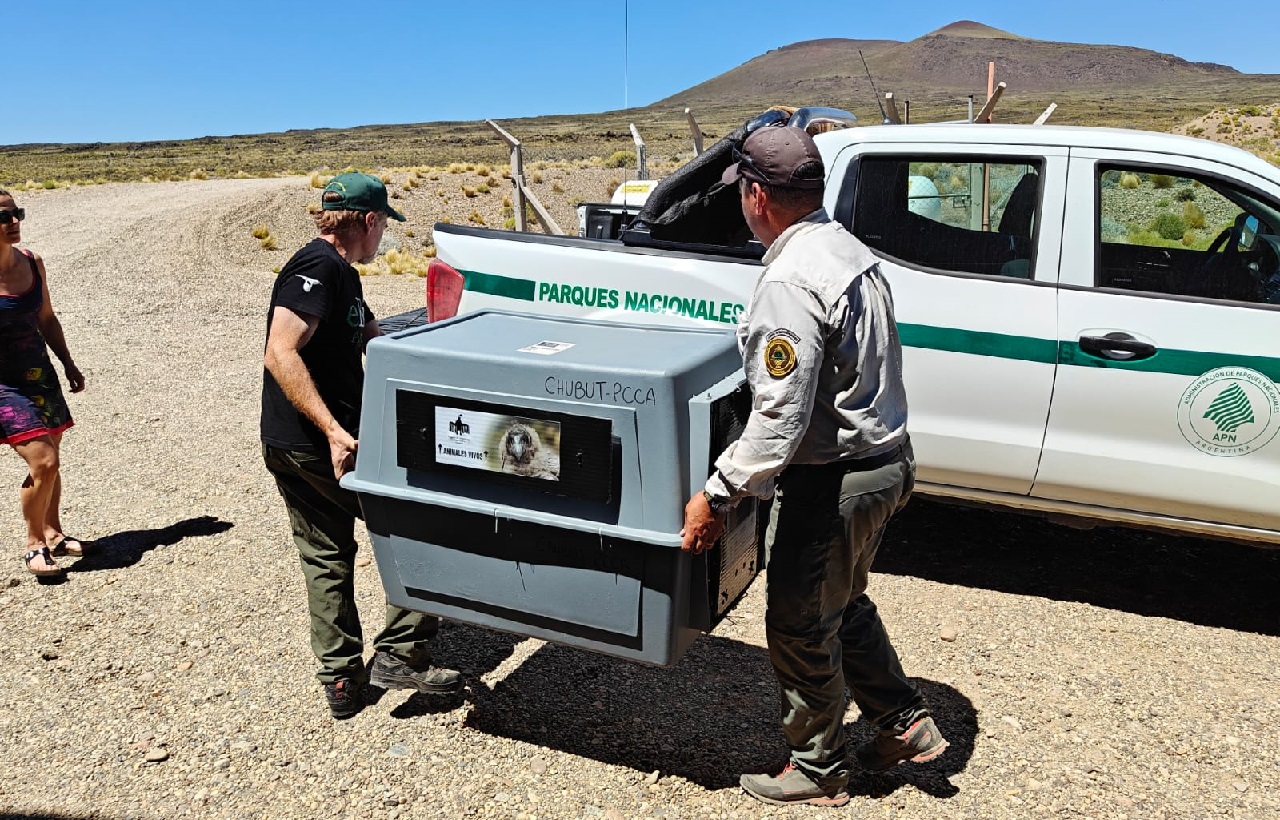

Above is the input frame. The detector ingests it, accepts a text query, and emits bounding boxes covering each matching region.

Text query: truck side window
[1097,166,1280,305]
[851,156,1042,279]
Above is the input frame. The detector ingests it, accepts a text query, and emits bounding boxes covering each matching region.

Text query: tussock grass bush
[405,228,415,238]
[189,168,208,180]
[1151,212,1187,240]
[605,150,637,169]
[531,171,543,184]
[251,224,270,240]
[1150,173,1175,189]
[606,178,621,198]
[503,217,516,230]
[477,165,491,177]
[309,173,331,189]
[462,186,476,198]
[1183,202,1206,229]
[476,183,490,194]
[468,209,486,225]
[260,234,278,250]
[1175,188,1196,202]
[447,163,466,175]
[1120,173,1140,189]
[552,181,565,193]
[501,195,512,209]
[379,173,392,184]
[1182,230,1197,246]
[356,248,436,277]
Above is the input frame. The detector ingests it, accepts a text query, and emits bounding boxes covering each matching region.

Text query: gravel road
[1,178,1278,820]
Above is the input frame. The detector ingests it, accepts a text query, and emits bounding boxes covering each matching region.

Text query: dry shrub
[1182,230,1197,247]
[606,178,621,198]
[251,223,270,240]
[606,150,637,169]
[1120,173,1140,189]
[309,172,331,189]
[189,168,208,180]
[462,186,476,198]
[1183,201,1206,229]
[531,171,543,184]
[477,165,491,177]
[552,181,565,193]
[476,183,490,194]
[468,210,486,225]
[260,234,278,250]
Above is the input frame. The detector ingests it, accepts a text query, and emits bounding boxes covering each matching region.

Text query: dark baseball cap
[321,172,407,222]
[721,126,826,190]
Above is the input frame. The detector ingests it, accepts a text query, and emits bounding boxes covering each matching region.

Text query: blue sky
[5,0,1276,146]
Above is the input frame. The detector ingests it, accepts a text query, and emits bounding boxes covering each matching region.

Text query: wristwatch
[702,488,732,517]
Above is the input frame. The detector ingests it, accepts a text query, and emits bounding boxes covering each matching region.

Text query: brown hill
[657,22,1242,111]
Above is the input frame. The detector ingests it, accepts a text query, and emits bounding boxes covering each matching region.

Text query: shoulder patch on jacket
[764,329,799,378]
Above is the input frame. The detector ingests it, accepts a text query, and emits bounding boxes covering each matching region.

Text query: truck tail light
[426,258,465,323]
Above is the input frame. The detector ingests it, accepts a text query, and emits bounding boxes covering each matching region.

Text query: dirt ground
[0,176,1277,820]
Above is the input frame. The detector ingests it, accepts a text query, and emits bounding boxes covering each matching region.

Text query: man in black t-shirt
[262,172,460,720]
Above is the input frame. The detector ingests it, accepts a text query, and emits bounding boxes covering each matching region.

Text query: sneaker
[855,715,948,772]
[323,679,364,720]
[369,651,462,694]
[739,762,851,807]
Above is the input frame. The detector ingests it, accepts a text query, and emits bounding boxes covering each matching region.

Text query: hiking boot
[369,651,462,694]
[739,762,850,807]
[323,679,364,720]
[855,715,948,771]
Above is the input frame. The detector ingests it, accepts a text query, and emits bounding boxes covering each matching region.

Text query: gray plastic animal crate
[341,309,761,666]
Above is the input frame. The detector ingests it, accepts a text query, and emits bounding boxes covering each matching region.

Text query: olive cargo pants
[764,443,926,792]
[263,444,440,684]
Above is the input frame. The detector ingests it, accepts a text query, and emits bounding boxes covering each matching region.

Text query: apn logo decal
[1177,367,1280,456]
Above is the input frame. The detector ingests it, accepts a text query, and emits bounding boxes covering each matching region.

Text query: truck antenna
[859,50,890,124]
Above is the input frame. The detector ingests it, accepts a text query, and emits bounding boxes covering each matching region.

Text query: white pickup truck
[422,122,1280,546]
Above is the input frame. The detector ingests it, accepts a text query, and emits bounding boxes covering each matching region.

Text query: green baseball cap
[321,172,406,222]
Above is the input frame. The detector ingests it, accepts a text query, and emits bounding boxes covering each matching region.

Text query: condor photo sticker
[764,329,799,378]
[1177,367,1280,457]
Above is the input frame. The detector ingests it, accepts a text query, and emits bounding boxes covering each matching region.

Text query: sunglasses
[0,208,26,225]
[731,146,768,186]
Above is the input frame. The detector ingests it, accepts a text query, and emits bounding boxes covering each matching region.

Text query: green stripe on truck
[462,269,536,301]
[897,324,1059,364]
[1058,342,1280,381]
[458,275,1280,381]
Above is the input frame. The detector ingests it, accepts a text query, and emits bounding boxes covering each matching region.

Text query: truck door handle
[1078,333,1157,361]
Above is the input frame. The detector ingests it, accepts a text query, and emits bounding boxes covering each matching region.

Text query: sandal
[24,546,64,577]
[50,536,88,557]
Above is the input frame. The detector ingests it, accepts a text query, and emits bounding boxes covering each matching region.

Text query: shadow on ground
[465,634,976,792]
[879,498,1280,636]
[66,515,233,573]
